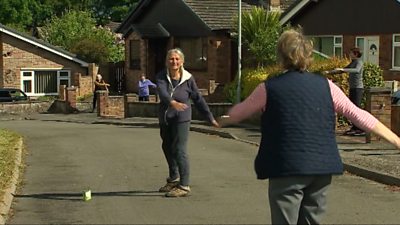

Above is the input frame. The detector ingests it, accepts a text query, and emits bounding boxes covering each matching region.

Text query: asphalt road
[1,120,400,224]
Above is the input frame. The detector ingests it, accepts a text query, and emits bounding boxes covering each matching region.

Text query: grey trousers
[159,121,190,186]
[268,175,332,225]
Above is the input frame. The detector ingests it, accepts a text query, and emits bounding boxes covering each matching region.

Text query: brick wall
[123,33,233,97]
[365,88,392,142]
[0,33,3,87]
[73,72,93,97]
[1,33,87,89]
[0,101,52,114]
[392,105,400,136]
[124,33,147,93]
[98,91,125,119]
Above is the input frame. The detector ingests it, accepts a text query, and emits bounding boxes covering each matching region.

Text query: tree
[0,0,34,31]
[41,10,124,64]
[234,7,289,67]
[92,0,139,24]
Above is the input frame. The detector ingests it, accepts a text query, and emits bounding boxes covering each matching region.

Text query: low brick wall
[392,105,400,136]
[0,101,52,115]
[365,88,392,142]
[126,102,232,120]
[98,91,125,119]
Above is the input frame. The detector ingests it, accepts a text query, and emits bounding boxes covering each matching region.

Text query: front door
[147,38,168,79]
[356,36,379,65]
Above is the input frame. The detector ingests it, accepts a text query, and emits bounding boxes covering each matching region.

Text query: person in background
[218,29,400,225]
[156,48,219,197]
[326,47,365,136]
[92,74,110,112]
[138,73,157,101]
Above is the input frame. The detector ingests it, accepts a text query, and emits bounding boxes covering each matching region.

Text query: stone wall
[0,101,52,115]
[365,88,392,142]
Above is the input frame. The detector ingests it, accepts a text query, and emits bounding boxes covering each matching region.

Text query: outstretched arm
[329,80,400,149]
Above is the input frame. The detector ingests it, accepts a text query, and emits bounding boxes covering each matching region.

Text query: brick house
[0,23,92,98]
[116,0,267,99]
[280,0,400,81]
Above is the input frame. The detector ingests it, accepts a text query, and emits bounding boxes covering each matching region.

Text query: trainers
[165,186,190,197]
[159,181,179,192]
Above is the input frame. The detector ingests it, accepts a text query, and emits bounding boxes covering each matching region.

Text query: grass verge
[0,129,21,199]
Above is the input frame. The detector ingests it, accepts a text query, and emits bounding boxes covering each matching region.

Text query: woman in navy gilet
[218,29,400,224]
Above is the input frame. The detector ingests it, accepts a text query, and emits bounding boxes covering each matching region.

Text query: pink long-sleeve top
[228,79,378,131]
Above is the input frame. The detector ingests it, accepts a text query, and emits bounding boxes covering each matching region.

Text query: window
[175,38,207,70]
[393,34,400,69]
[22,72,33,93]
[20,70,70,96]
[356,37,367,62]
[311,36,343,57]
[129,40,141,69]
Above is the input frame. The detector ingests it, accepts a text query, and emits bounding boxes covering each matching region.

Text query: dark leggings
[159,121,190,186]
[92,92,98,110]
[349,88,364,131]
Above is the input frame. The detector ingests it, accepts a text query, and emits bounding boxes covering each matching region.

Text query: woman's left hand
[211,119,220,128]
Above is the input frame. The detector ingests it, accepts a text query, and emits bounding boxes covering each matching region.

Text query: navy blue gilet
[254,71,343,179]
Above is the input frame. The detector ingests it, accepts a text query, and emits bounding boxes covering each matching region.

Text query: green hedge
[225,59,384,103]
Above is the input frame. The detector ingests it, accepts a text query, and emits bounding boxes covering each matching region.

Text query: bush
[224,59,385,127]
[225,57,350,103]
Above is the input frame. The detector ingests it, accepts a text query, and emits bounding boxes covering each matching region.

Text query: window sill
[389,68,400,71]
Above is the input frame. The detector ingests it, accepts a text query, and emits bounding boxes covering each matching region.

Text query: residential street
[1,120,400,224]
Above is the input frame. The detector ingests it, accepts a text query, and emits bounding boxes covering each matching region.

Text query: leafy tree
[0,0,34,31]
[92,0,139,24]
[234,7,289,67]
[42,10,124,63]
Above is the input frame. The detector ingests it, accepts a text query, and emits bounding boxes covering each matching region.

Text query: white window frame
[392,34,400,70]
[355,37,367,62]
[310,35,343,57]
[333,36,343,57]
[20,69,71,96]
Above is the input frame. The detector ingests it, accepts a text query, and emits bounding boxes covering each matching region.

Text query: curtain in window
[34,71,57,94]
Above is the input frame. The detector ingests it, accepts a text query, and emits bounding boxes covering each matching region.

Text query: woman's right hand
[170,100,188,111]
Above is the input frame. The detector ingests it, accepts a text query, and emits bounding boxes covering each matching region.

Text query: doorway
[356,36,380,65]
[147,38,168,79]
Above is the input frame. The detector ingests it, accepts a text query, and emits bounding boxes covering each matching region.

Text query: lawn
[0,129,21,198]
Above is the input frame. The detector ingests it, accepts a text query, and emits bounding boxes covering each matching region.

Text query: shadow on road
[14,190,163,201]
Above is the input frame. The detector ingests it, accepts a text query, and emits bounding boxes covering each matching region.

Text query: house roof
[183,0,253,30]
[0,23,89,67]
[116,0,255,35]
[279,0,315,25]
[280,0,298,11]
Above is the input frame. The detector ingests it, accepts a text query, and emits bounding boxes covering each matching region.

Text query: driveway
[1,120,400,224]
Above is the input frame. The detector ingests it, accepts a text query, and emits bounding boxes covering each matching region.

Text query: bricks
[1,33,87,92]
[365,88,392,142]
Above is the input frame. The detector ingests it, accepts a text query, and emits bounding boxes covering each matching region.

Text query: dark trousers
[349,88,364,131]
[92,92,98,111]
[139,96,149,101]
[159,121,190,186]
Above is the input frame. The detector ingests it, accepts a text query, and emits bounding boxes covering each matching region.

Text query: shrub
[225,57,350,103]
[225,59,385,127]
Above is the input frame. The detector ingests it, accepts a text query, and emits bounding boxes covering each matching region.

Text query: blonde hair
[277,29,313,71]
[165,48,185,73]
